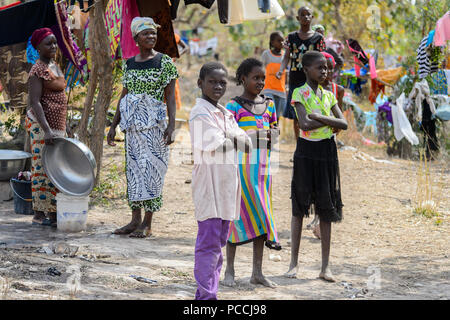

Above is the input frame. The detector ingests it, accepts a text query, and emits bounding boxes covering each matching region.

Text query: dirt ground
[0,123,449,300]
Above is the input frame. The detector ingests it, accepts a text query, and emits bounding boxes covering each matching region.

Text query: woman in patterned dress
[223,58,280,288]
[107,17,178,238]
[27,28,68,227]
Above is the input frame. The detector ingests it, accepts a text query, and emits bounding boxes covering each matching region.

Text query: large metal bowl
[42,138,96,197]
[0,150,32,181]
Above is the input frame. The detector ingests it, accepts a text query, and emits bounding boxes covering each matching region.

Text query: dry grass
[413,149,445,224]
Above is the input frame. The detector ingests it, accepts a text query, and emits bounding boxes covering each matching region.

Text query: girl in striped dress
[223,58,280,288]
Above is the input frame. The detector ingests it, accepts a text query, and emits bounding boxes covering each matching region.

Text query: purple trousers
[194,218,230,300]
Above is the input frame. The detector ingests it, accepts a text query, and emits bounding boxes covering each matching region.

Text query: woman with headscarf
[27,28,68,227]
[107,17,179,238]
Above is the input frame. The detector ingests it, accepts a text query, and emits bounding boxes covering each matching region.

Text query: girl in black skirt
[284,51,347,282]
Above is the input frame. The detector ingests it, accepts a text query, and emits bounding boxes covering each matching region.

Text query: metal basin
[0,150,32,181]
[42,138,96,197]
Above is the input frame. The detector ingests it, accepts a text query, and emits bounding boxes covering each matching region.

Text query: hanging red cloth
[369,79,385,104]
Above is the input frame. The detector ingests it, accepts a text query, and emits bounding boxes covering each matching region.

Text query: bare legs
[113,208,153,238]
[318,221,335,282]
[285,215,303,278]
[223,243,236,287]
[32,210,46,224]
[32,210,56,227]
[250,237,276,287]
[224,237,276,288]
[286,215,335,281]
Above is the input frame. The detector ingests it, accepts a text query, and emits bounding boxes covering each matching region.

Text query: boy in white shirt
[189,62,251,300]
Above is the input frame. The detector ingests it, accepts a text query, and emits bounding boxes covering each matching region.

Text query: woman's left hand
[164,123,176,145]
[308,113,321,121]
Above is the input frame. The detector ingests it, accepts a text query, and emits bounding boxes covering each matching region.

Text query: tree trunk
[88,1,113,185]
[332,0,349,41]
[76,66,98,144]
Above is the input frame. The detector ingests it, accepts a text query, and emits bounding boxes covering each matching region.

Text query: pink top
[434,11,450,47]
[189,98,251,222]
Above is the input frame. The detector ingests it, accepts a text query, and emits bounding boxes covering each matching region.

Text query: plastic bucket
[56,193,89,232]
[10,178,33,215]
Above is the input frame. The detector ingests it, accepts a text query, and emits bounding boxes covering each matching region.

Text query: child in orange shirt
[261,31,286,120]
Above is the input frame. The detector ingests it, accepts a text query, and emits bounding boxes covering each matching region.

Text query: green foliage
[0,112,21,137]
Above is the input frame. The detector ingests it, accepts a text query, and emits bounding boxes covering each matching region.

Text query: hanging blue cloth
[26,36,39,65]
[426,30,435,47]
[258,0,271,13]
[364,111,378,135]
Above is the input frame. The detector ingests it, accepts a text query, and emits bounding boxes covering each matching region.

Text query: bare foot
[250,274,276,288]
[129,227,152,238]
[313,224,321,239]
[32,211,46,225]
[223,271,236,287]
[284,264,298,278]
[112,221,140,235]
[319,268,336,282]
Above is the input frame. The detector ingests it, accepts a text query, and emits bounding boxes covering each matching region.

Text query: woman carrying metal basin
[26,28,68,227]
[107,17,178,238]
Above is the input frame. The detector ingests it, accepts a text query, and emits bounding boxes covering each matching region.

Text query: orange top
[262,50,286,95]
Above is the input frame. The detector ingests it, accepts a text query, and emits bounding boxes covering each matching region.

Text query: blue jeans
[265,93,286,121]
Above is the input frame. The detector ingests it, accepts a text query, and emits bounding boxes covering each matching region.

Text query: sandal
[265,241,282,251]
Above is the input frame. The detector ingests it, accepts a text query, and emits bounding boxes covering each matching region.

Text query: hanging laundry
[104,0,122,60]
[137,0,180,59]
[376,67,405,85]
[416,36,439,79]
[445,69,450,95]
[369,79,384,104]
[408,79,436,122]
[363,111,378,135]
[69,0,95,13]
[217,0,228,24]
[53,1,88,77]
[346,39,369,65]
[197,37,218,56]
[378,101,393,124]
[426,30,435,47]
[65,62,82,92]
[420,99,439,158]
[121,0,140,59]
[184,0,216,8]
[392,93,419,145]
[26,36,40,65]
[428,70,447,95]
[83,17,92,72]
[258,0,270,13]
[369,56,377,79]
[433,11,450,47]
[0,0,57,47]
[226,0,284,26]
[170,0,181,19]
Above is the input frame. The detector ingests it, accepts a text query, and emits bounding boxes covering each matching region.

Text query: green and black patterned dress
[121,53,179,212]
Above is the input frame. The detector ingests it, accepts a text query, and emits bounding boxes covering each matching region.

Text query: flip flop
[265,241,282,251]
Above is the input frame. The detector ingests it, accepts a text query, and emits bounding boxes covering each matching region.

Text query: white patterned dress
[121,53,179,212]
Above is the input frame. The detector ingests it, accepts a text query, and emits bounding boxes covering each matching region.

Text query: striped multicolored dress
[226,97,279,245]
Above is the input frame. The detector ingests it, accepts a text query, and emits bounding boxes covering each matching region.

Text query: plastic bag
[391,93,419,145]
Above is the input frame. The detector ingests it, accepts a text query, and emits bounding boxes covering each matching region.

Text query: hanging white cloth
[408,79,436,122]
[227,0,285,26]
[391,93,419,145]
